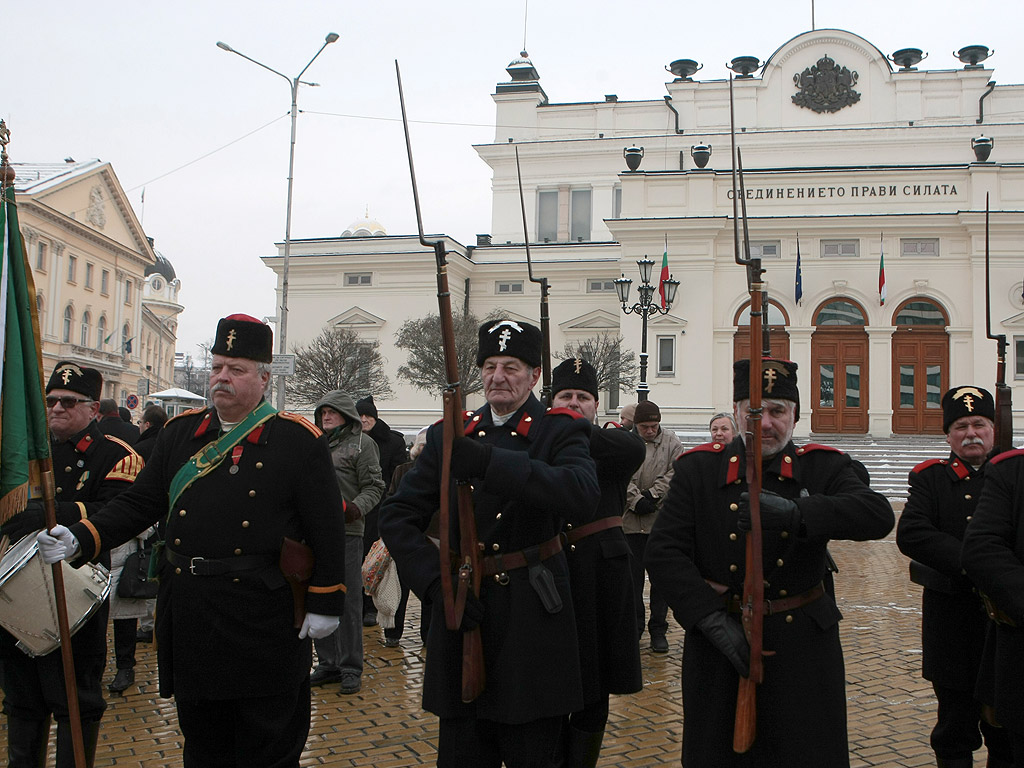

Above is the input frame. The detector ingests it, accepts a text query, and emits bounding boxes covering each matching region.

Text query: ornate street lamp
[615,257,680,402]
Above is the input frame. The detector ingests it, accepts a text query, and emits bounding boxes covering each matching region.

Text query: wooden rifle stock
[984,194,1014,453]
[398,62,484,702]
[730,76,766,754]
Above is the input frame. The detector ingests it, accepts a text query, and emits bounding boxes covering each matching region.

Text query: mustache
[961,437,986,446]
[211,383,235,395]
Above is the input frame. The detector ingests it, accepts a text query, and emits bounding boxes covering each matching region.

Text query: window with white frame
[749,241,781,259]
[901,238,939,257]
[63,305,73,343]
[570,189,591,242]
[36,242,47,271]
[67,255,77,283]
[1016,336,1024,379]
[612,185,622,219]
[101,269,109,295]
[96,316,107,350]
[587,279,617,293]
[495,280,524,295]
[81,312,91,347]
[821,240,859,258]
[124,279,133,305]
[657,335,675,376]
[344,272,372,286]
[85,263,94,289]
[537,190,558,242]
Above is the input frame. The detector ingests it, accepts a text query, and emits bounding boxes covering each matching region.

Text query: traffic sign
[126,394,139,409]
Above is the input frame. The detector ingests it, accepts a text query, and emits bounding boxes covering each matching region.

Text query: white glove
[298,612,339,640]
[36,525,80,564]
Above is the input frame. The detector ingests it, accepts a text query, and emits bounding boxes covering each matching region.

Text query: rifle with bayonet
[396,61,484,702]
[514,146,552,405]
[730,74,766,754]
[985,193,1014,453]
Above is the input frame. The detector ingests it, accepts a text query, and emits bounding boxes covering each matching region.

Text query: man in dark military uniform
[962,436,1024,764]
[549,357,645,768]
[645,358,894,768]
[1,361,142,768]
[379,319,600,768]
[897,386,1013,768]
[38,315,347,768]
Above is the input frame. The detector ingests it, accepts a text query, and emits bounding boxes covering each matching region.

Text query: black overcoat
[67,405,347,702]
[961,448,1024,731]
[896,452,990,689]
[568,425,645,702]
[379,394,600,724]
[646,437,894,768]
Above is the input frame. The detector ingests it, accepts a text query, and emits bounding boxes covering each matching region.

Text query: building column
[867,326,896,438]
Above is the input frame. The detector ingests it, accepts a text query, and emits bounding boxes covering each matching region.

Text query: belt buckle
[189,556,205,575]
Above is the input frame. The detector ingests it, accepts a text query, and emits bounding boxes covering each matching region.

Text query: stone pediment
[1001,311,1024,327]
[559,309,621,333]
[649,312,687,330]
[328,307,386,328]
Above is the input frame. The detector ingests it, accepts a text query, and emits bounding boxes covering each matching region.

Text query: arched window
[81,311,91,347]
[62,305,73,343]
[894,300,947,327]
[814,299,866,326]
[122,323,131,355]
[96,316,107,350]
[35,294,44,322]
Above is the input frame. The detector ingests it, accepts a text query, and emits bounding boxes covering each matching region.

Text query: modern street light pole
[615,257,680,402]
[216,33,339,409]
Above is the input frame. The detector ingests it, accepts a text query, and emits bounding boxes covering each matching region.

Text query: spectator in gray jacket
[310,390,386,694]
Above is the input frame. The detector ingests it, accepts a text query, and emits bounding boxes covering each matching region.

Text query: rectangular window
[495,280,524,295]
[344,272,372,286]
[749,241,781,259]
[587,279,616,293]
[124,279,132,305]
[85,263,94,289]
[657,336,675,376]
[1016,337,1024,379]
[537,190,558,242]
[820,364,835,407]
[101,269,109,295]
[845,365,861,407]
[67,255,77,283]
[821,240,859,258]
[901,238,939,257]
[612,186,622,219]
[36,242,47,271]
[899,365,915,407]
[570,189,591,242]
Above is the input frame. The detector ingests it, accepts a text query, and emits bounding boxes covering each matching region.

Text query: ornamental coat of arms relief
[792,54,861,113]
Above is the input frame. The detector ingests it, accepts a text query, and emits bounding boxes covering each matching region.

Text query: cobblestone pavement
[0,505,998,766]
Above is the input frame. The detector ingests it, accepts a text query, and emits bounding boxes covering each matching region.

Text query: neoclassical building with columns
[264,28,1024,438]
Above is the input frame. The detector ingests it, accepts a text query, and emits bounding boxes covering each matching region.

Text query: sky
[5,0,1022,357]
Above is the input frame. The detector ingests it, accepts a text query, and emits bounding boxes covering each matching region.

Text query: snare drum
[0,535,111,657]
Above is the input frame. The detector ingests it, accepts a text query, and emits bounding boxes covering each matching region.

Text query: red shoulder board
[246,424,266,444]
[794,443,842,456]
[463,411,483,437]
[947,458,970,480]
[191,411,215,438]
[912,457,947,473]
[545,407,584,420]
[990,448,1024,465]
[74,432,97,453]
[602,420,622,429]
[684,441,727,455]
[278,412,322,437]
[165,406,207,427]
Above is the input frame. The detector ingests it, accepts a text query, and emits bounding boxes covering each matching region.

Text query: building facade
[264,29,1024,437]
[15,159,182,420]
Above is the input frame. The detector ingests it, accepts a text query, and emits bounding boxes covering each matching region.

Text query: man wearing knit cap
[0,361,142,767]
[549,357,645,767]
[380,319,600,768]
[37,314,348,767]
[646,358,894,767]
[624,399,681,653]
[900,386,1013,768]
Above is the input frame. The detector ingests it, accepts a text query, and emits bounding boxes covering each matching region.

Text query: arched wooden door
[733,301,791,361]
[811,299,869,433]
[891,299,949,435]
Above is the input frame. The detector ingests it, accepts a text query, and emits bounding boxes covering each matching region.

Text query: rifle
[396,62,484,702]
[729,75,766,754]
[514,146,552,405]
[984,194,1013,452]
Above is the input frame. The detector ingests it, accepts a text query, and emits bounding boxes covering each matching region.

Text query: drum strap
[167,401,277,512]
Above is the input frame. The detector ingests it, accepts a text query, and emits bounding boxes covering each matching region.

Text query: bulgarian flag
[0,150,50,523]
[658,244,670,309]
[878,233,887,306]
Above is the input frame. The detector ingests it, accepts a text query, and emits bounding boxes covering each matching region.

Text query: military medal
[77,459,85,468]
[229,445,243,474]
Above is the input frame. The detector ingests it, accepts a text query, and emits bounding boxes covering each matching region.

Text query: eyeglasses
[45,396,93,410]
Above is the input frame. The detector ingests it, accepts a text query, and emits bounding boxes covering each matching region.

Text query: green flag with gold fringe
[0,134,50,523]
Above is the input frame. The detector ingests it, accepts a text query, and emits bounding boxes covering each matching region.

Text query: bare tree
[287,326,393,408]
[559,333,638,399]
[394,309,508,405]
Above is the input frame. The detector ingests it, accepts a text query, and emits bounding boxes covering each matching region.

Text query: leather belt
[165,548,275,577]
[481,534,563,580]
[726,582,825,616]
[565,516,622,545]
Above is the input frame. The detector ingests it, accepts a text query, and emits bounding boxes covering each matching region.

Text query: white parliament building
[263,28,1024,438]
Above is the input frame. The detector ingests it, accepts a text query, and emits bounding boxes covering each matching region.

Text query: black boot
[55,719,100,768]
[935,758,973,768]
[7,716,50,768]
[567,726,604,768]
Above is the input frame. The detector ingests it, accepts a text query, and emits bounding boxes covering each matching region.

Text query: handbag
[117,542,159,599]
[361,538,392,595]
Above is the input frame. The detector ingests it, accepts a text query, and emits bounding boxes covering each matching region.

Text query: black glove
[344,500,362,524]
[450,438,492,481]
[633,493,657,516]
[696,611,750,677]
[426,579,485,632]
[1,501,46,542]
[738,490,803,535]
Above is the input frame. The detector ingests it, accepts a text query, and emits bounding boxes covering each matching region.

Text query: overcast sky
[6,0,1022,356]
